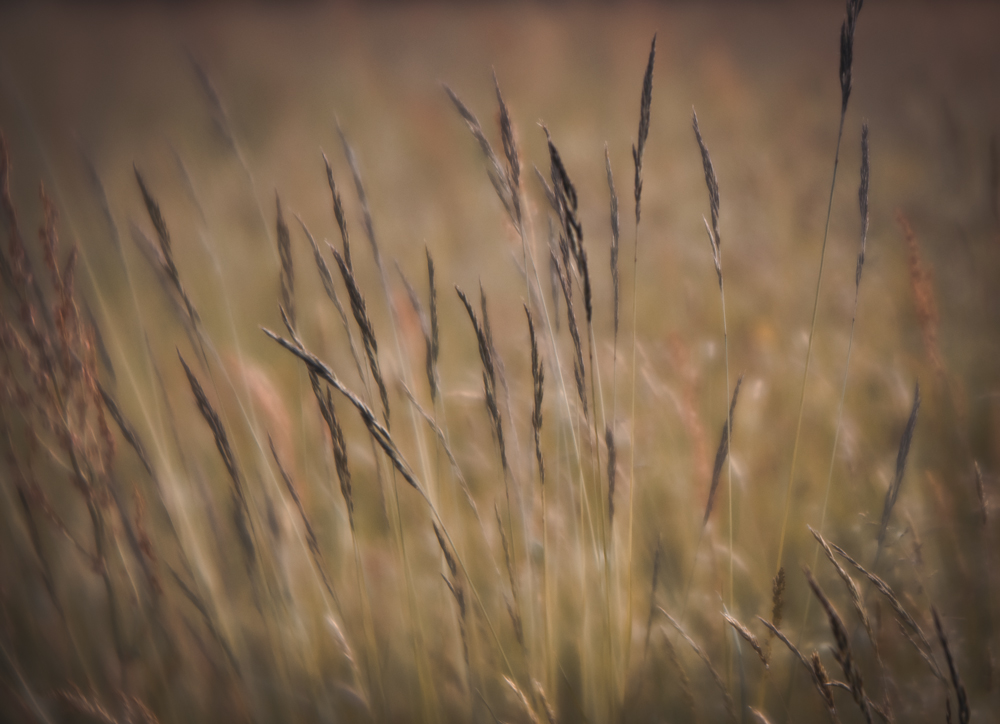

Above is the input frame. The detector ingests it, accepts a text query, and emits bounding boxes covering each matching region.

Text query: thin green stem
[773,111,846,576]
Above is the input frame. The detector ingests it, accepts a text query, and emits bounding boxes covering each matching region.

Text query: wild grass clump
[0,4,996,723]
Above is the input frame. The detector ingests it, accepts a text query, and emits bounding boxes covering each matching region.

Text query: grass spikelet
[809,526,875,647]
[809,651,837,713]
[532,679,556,724]
[877,381,921,549]
[606,146,620,342]
[830,542,937,666]
[839,0,865,114]
[758,617,837,720]
[442,83,512,219]
[178,353,246,512]
[723,612,768,669]
[703,374,744,527]
[456,285,507,472]
[504,676,539,724]
[494,70,521,227]
[625,34,657,675]
[526,306,544,486]
[337,121,383,276]
[427,249,440,402]
[772,568,786,630]
[606,425,617,526]
[933,608,970,724]
[274,193,295,331]
[330,244,390,425]
[295,215,365,381]
[178,352,256,571]
[633,33,655,226]
[805,567,871,724]
[897,210,943,375]
[433,522,458,579]
[551,251,587,418]
[692,110,721,283]
[134,167,201,334]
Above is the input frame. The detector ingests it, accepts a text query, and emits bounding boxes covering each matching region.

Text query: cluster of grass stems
[0,3,993,722]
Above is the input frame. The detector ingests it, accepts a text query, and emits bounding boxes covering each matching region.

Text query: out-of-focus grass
[0,3,998,722]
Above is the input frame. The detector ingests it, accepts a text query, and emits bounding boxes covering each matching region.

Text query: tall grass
[0,5,996,723]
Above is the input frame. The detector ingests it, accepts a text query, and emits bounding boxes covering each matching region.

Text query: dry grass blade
[805,567,871,724]
[703,373,743,527]
[723,612,768,669]
[897,211,944,375]
[933,608,970,724]
[660,607,736,721]
[877,381,921,547]
[633,33,656,225]
[809,526,875,647]
[275,193,295,330]
[749,707,774,724]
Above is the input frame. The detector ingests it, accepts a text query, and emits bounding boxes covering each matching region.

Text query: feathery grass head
[606,145,620,337]
[877,381,921,546]
[856,122,870,288]
[633,33,656,225]
[275,192,295,331]
[840,0,865,114]
[703,373,743,527]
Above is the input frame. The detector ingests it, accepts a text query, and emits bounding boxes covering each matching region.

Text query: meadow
[1,2,998,722]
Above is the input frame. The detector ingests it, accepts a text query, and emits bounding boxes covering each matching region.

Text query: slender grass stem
[774,112,846,576]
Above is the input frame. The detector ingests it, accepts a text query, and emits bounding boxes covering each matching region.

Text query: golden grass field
[1,2,999,722]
